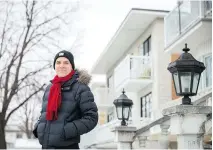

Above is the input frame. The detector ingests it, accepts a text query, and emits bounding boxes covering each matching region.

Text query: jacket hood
[76,69,92,85]
[50,69,92,86]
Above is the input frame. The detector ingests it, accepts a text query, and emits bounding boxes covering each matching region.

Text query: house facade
[81,8,172,149]
[81,1,212,149]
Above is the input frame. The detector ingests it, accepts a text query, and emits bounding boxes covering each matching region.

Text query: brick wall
[171,54,181,100]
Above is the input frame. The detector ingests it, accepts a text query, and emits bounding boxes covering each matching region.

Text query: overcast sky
[58,0,178,82]
[68,0,177,67]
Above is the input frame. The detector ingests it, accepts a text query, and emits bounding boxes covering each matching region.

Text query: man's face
[55,57,72,77]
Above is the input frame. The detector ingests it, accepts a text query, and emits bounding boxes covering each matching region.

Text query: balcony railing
[114,55,151,89]
[164,0,212,48]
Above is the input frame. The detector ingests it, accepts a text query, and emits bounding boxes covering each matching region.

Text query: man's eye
[56,62,61,64]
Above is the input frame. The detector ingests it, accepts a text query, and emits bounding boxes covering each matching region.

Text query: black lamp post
[167,44,205,105]
[113,89,133,126]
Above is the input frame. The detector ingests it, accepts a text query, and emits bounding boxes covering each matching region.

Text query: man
[33,50,98,149]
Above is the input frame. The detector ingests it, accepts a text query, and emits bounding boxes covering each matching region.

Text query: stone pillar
[158,123,170,149]
[111,126,136,150]
[162,105,211,149]
[138,135,148,148]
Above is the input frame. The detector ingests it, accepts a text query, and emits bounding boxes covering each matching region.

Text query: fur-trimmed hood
[50,69,92,86]
[76,69,92,85]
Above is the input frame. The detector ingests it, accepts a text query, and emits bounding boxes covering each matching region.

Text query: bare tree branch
[2,56,16,116]
[26,26,59,47]
[0,0,81,147]
[0,2,14,59]
[17,99,38,139]
[17,64,50,86]
[5,83,45,125]
[33,1,52,19]
[4,1,37,114]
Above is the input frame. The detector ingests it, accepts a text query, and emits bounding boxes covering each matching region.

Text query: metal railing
[114,55,151,89]
[164,0,212,48]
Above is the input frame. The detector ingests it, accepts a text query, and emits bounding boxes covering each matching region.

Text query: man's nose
[59,64,65,67]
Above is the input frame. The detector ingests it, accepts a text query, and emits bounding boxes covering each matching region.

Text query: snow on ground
[13,139,41,149]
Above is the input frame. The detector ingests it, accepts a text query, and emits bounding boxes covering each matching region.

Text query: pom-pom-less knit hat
[53,50,75,69]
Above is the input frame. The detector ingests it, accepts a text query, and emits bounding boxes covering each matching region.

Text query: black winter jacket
[33,70,98,148]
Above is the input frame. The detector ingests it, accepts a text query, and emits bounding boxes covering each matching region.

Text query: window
[143,36,151,56]
[138,36,151,56]
[204,55,212,88]
[198,54,212,90]
[141,93,152,118]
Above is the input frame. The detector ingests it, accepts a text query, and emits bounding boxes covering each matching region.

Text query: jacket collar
[50,69,92,87]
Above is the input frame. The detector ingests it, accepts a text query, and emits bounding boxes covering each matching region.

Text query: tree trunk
[0,113,6,149]
[26,130,32,139]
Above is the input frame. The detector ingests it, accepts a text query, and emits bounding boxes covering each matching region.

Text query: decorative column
[111,126,136,150]
[138,135,148,148]
[137,130,150,149]
[162,105,211,149]
[158,123,170,149]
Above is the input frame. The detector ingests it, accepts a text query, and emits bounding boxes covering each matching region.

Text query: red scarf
[46,70,75,120]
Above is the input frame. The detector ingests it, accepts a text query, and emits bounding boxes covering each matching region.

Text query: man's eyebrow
[56,60,69,63]
[63,60,70,63]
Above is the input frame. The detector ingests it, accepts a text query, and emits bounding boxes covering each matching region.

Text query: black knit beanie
[53,50,75,69]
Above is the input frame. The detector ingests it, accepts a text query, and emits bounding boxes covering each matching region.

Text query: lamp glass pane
[192,73,200,93]
[180,72,191,93]
[123,106,130,120]
[173,72,180,93]
[116,106,122,119]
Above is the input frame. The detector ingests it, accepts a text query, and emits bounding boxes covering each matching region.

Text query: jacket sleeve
[64,83,98,139]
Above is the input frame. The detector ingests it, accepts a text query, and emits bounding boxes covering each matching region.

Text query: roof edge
[131,8,170,13]
[91,8,169,74]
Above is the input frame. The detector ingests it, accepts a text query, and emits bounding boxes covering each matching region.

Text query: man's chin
[58,74,66,77]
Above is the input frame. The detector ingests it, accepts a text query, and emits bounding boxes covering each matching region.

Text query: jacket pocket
[60,119,67,140]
